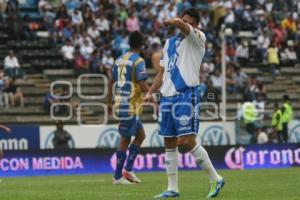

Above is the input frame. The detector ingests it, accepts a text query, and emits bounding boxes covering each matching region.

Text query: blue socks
[114,150,127,180]
[114,144,140,180]
[125,144,140,172]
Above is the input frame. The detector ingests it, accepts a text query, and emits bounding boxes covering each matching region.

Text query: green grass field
[0,168,300,200]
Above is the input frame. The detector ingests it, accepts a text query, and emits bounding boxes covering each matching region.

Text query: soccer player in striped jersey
[107,31,149,184]
[145,8,225,198]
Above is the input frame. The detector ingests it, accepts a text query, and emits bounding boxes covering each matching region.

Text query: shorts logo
[201,125,231,145]
[44,131,75,148]
[150,127,164,147]
[289,124,300,143]
[179,115,190,126]
[97,128,120,148]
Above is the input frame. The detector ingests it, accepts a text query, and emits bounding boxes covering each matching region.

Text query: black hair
[183,8,200,24]
[283,94,290,101]
[129,31,144,50]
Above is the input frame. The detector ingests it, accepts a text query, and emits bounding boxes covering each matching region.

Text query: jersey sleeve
[112,65,118,82]
[186,24,206,47]
[135,58,147,81]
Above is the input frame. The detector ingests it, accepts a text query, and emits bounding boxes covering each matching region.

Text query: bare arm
[163,17,190,36]
[144,66,164,102]
[138,80,149,93]
[151,51,162,72]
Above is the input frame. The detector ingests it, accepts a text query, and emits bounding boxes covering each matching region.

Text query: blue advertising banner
[0,144,299,177]
[0,125,40,150]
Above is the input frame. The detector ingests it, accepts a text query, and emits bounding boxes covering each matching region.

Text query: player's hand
[143,92,154,102]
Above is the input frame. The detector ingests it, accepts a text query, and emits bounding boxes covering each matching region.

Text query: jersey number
[117,66,127,87]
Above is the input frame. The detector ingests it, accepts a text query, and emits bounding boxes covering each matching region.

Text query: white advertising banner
[40,122,236,149]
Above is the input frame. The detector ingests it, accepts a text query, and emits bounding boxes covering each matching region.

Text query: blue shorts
[118,116,143,137]
[158,88,200,137]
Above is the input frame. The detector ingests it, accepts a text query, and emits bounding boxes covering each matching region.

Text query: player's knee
[177,138,193,153]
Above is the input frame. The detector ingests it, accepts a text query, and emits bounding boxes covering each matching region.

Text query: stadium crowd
[0,0,299,143]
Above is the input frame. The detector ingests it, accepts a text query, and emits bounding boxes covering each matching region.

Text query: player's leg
[113,118,136,184]
[175,89,224,198]
[164,137,179,193]
[123,119,145,183]
[113,135,132,184]
[154,97,180,198]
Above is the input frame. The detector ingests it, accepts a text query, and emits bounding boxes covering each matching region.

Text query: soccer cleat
[206,176,225,198]
[122,170,142,183]
[112,177,135,185]
[154,191,180,198]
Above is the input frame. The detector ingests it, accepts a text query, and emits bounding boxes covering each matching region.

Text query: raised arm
[163,17,191,36]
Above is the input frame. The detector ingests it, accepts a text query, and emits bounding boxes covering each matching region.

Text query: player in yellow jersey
[107,31,149,184]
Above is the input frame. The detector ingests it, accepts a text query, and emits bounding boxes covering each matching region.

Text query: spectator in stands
[271,23,286,47]
[61,39,75,68]
[95,14,110,36]
[80,39,94,60]
[126,12,140,32]
[226,66,236,93]
[281,14,296,38]
[272,102,283,143]
[267,43,280,76]
[226,43,236,63]
[281,94,294,143]
[3,78,24,108]
[253,93,265,121]
[257,30,270,62]
[112,30,129,58]
[203,43,214,62]
[4,50,23,79]
[282,41,298,66]
[72,8,83,29]
[22,15,37,41]
[89,49,102,73]
[74,48,89,76]
[203,80,220,107]
[62,23,74,41]
[256,80,267,100]
[0,70,6,107]
[87,23,100,41]
[52,121,72,149]
[210,69,222,93]
[243,76,259,102]
[43,87,61,114]
[296,41,300,67]
[242,101,258,144]
[234,67,248,93]
[102,50,114,75]
[8,13,22,40]
[236,40,249,66]
[256,127,269,144]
